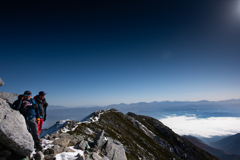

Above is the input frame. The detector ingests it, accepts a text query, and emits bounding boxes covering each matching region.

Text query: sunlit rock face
[0,98,34,157]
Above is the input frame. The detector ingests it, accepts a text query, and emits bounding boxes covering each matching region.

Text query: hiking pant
[26,118,41,147]
[37,119,44,136]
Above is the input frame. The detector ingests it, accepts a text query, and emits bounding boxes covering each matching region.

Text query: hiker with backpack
[33,91,48,136]
[15,90,43,152]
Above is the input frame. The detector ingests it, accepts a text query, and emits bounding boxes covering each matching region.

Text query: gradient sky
[1,0,240,107]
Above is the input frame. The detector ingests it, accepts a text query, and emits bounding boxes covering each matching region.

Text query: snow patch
[72,123,81,131]
[61,127,70,133]
[55,146,84,160]
[86,127,94,134]
[42,139,54,150]
[40,120,69,138]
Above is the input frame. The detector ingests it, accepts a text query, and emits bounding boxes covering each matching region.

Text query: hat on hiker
[39,91,47,95]
[24,90,32,95]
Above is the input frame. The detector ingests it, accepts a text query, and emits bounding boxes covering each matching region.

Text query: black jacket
[34,96,48,119]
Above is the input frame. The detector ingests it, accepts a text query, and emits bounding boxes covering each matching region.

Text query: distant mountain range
[183,135,240,160]
[46,99,240,129]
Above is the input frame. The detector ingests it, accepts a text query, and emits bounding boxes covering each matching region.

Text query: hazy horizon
[48,98,240,108]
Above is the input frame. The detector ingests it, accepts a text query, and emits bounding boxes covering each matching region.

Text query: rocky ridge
[49,109,219,160]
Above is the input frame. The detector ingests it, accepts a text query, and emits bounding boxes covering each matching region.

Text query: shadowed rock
[94,130,107,149]
[75,140,90,150]
[0,78,4,86]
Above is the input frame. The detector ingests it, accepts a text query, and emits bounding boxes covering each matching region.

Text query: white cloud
[159,115,240,138]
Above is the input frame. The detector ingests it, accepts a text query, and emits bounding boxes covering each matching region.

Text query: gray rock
[104,139,127,160]
[34,151,44,160]
[0,78,4,86]
[44,154,56,160]
[0,92,18,103]
[53,138,71,147]
[62,147,75,152]
[49,133,59,141]
[94,130,107,149]
[43,148,56,155]
[59,133,74,139]
[92,153,103,160]
[100,156,110,160]
[75,153,85,160]
[0,98,34,156]
[44,134,50,140]
[52,145,64,154]
[75,140,90,150]
[68,136,83,146]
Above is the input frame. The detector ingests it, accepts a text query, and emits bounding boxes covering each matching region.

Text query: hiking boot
[36,145,43,152]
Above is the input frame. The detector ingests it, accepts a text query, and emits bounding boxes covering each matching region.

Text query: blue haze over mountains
[45,98,240,129]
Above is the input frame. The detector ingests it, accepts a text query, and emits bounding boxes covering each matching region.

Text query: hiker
[16,90,43,151]
[34,91,48,136]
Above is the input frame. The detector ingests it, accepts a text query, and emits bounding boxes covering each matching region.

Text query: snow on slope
[55,146,84,160]
[39,110,109,160]
[40,120,72,138]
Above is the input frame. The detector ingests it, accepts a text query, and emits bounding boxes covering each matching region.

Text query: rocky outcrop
[40,129,126,160]
[0,92,18,104]
[94,130,107,149]
[0,98,34,157]
[0,78,4,86]
[104,139,127,160]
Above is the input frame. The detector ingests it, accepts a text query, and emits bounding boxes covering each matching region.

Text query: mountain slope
[182,136,240,160]
[64,108,218,160]
[182,136,227,156]
[210,133,240,154]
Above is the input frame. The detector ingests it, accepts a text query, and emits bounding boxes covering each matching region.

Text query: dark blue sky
[1,0,240,107]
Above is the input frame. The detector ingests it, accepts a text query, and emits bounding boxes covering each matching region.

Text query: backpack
[12,94,24,110]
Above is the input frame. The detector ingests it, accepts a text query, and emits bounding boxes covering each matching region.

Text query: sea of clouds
[159,115,240,138]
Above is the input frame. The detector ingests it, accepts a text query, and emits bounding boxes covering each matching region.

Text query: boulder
[68,136,83,146]
[100,156,110,160]
[52,145,64,154]
[75,153,85,160]
[94,130,106,149]
[92,153,109,160]
[34,151,44,160]
[0,78,3,86]
[0,98,34,156]
[0,92,18,103]
[75,140,90,150]
[44,154,56,160]
[92,152,101,160]
[104,139,127,160]
[62,147,75,152]
[43,148,56,156]
[53,138,71,147]
[59,133,74,139]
